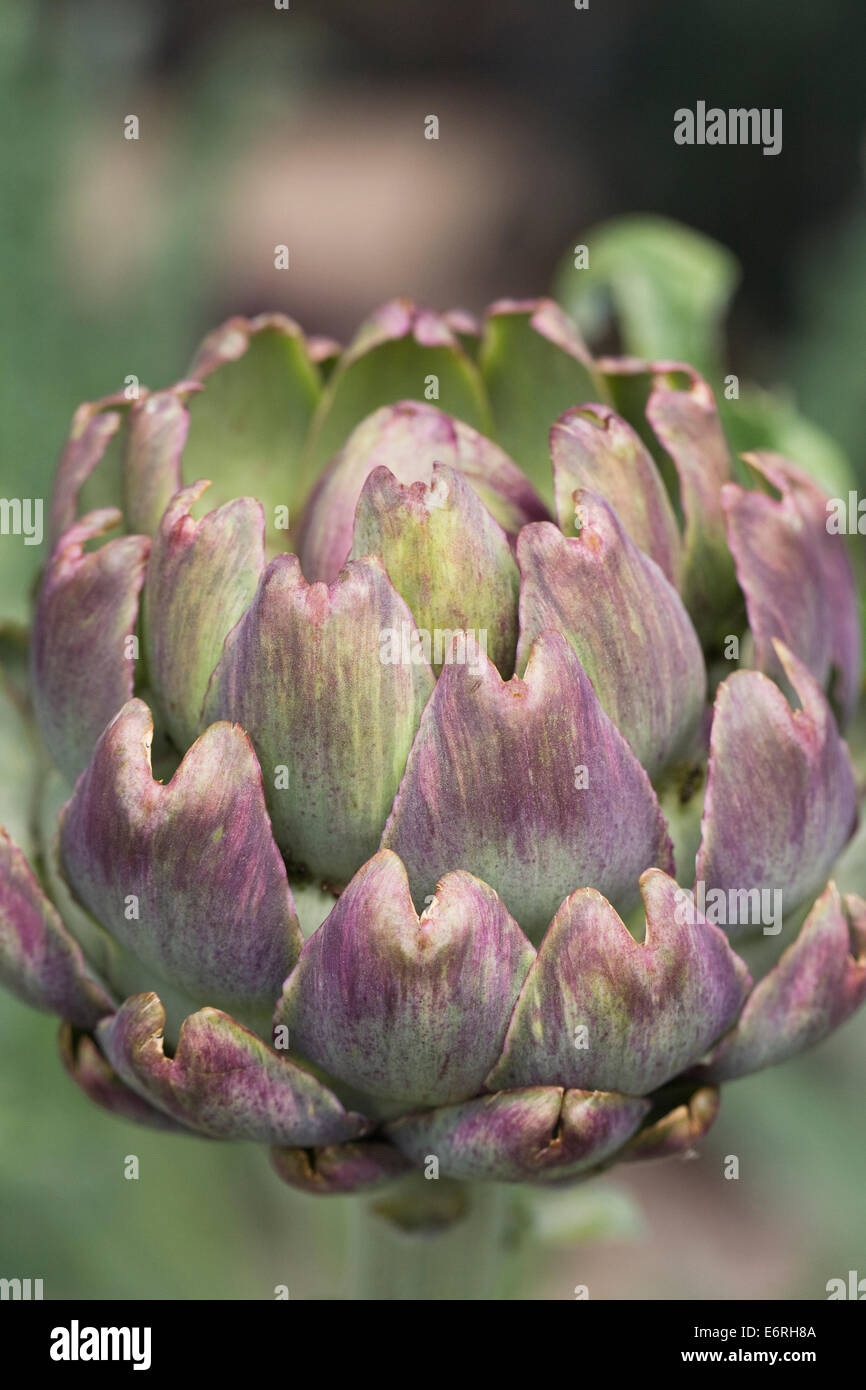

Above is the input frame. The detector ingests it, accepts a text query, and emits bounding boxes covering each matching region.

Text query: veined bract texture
[2,296,865,1195]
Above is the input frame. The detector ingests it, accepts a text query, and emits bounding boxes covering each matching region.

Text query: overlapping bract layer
[1,293,865,1193]
[5,832,865,1188]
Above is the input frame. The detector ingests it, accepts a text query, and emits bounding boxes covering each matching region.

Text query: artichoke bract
[2,297,866,1195]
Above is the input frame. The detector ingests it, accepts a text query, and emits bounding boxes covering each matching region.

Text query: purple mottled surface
[699,885,866,1080]
[278,849,534,1113]
[204,553,435,885]
[551,403,681,585]
[145,480,264,750]
[123,387,196,537]
[59,1023,188,1133]
[0,829,114,1028]
[98,993,370,1145]
[383,630,673,939]
[517,497,705,777]
[48,397,125,550]
[489,870,749,1095]
[270,1140,409,1195]
[696,645,857,917]
[387,1086,650,1182]
[723,451,861,723]
[32,510,149,783]
[60,700,300,1009]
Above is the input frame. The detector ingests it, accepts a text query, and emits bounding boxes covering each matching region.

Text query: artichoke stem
[349,1176,525,1300]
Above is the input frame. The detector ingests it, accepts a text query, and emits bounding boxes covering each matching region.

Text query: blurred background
[1,0,865,1298]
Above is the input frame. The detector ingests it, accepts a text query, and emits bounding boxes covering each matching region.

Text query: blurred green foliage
[786,198,866,485]
[0,0,315,626]
[555,215,739,382]
[554,214,857,501]
[0,994,359,1299]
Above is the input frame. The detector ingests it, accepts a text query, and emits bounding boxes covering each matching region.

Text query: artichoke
[2,295,865,1202]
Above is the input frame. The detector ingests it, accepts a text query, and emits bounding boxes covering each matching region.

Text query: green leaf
[553,215,740,381]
